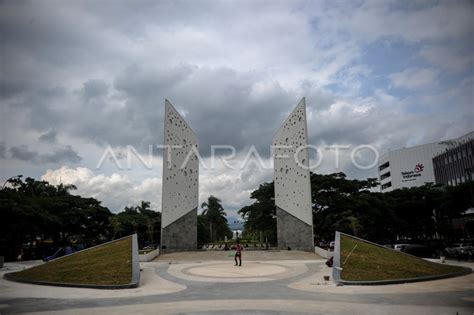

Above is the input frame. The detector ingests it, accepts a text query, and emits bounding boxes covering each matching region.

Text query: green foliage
[239,172,473,245]
[314,173,472,242]
[312,172,391,242]
[238,182,277,243]
[112,201,161,246]
[200,196,232,243]
[0,177,161,261]
[0,177,112,261]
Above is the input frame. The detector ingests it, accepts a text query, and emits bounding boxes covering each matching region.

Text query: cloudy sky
[1,0,473,216]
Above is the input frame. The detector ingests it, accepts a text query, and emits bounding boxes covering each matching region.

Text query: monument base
[276,207,314,251]
[161,208,197,253]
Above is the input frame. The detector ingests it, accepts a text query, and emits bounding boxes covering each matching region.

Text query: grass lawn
[8,237,132,285]
[340,234,465,281]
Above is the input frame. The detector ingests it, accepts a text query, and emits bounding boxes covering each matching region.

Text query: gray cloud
[9,144,81,164]
[10,145,38,161]
[113,64,297,156]
[40,145,82,164]
[38,130,57,143]
[0,142,6,159]
[0,80,28,99]
[81,79,109,101]
[2,1,472,158]
[1,0,473,211]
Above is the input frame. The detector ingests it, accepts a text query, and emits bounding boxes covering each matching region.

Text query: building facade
[378,132,473,192]
[433,138,474,187]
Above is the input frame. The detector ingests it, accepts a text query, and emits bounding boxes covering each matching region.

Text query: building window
[444,157,448,165]
[380,171,391,180]
[458,152,462,160]
[462,150,466,158]
[461,176,465,183]
[381,182,392,190]
[449,156,452,163]
[379,161,389,171]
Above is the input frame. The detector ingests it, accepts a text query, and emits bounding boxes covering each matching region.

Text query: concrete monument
[272,98,314,251]
[161,100,199,251]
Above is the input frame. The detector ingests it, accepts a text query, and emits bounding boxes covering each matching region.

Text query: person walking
[234,239,243,266]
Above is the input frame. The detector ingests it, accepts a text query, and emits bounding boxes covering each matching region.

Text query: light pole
[2,175,23,189]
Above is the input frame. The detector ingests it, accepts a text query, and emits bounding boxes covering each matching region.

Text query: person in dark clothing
[235,239,243,266]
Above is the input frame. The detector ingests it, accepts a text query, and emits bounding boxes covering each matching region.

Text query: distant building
[378,132,474,192]
[433,138,474,186]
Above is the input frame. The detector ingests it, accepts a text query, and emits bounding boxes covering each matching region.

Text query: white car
[393,244,410,251]
[458,243,474,256]
[445,243,472,256]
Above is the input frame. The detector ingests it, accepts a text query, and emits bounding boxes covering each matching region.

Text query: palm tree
[56,183,77,196]
[201,196,227,242]
[137,201,151,213]
[109,216,122,240]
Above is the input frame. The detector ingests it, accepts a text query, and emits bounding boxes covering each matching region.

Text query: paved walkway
[1,251,473,314]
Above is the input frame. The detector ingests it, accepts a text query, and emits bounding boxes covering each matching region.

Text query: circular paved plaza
[0,251,473,314]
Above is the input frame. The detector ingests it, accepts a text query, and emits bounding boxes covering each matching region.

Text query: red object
[325,256,333,267]
[236,244,243,254]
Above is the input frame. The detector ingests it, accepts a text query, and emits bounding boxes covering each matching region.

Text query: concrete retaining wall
[139,248,160,262]
[315,246,332,259]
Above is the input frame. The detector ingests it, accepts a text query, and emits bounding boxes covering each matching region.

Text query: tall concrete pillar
[272,98,314,251]
[161,100,199,252]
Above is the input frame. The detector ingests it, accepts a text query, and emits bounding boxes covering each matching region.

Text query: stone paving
[0,251,473,314]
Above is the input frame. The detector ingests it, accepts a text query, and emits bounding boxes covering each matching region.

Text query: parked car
[393,244,410,251]
[393,243,436,257]
[402,244,436,258]
[318,241,330,249]
[445,243,472,257]
[43,248,65,262]
[457,243,474,256]
[143,244,158,251]
[73,243,86,251]
[329,241,335,250]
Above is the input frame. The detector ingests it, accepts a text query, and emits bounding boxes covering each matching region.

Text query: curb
[3,234,141,290]
[3,272,139,289]
[337,266,472,285]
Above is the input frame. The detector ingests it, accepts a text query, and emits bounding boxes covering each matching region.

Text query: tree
[0,177,112,261]
[113,201,161,246]
[238,182,277,243]
[310,172,382,242]
[109,216,122,240]
[197,213,210,245]
[201,196,232,242]
[238,172,472,245]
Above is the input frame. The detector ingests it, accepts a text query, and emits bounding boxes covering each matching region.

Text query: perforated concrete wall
[161,100,199,231]
[272,98,313,226]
